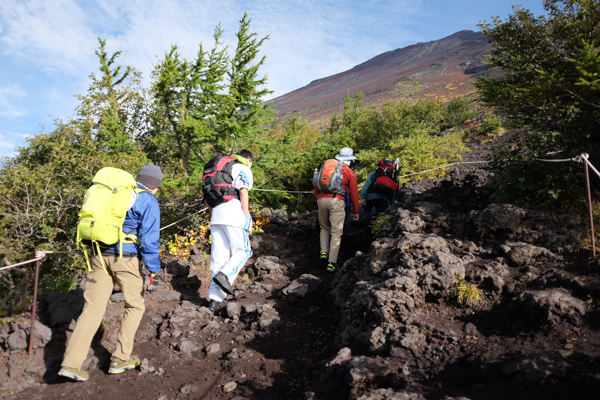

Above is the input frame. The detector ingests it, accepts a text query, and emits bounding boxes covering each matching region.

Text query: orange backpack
[314,159,345,196]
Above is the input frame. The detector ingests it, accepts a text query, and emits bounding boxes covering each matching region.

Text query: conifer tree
[151,16,274,177]
[76,38,144,155]
[220,13,275,152]
[152,25,229,176]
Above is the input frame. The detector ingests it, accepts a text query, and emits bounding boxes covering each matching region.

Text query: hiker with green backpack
[313,147,360,272]
[58,162,163,382]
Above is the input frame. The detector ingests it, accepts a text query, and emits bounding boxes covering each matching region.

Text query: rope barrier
[159,207,208,231]
[535,157,578,163]
[1,151,596,353]
[37,251,79,255]
[0,258,41,272]
[3,153,599,270]
[2,208,211,268]
[582,156,600,179]
[251,160,490,194]
[397,160,488,179]
[253,188,313,194]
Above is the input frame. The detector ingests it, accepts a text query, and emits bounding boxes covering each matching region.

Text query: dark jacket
[361,170,395,207]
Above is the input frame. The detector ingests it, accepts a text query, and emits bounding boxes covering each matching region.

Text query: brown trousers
[62,255,145,369]
[317,197,347,263]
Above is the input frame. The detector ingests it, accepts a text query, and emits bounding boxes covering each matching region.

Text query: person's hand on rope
[147,273,160,292]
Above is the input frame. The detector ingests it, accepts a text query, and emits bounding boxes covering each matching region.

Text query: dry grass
[586,295,600,309]
[451,276,484,307]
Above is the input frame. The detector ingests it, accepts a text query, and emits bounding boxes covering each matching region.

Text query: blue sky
[0,0,547,158]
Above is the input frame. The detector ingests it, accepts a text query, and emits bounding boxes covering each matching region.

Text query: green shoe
[327,262,338,272]
[58,367,89,382]
[108,355,140,374]
[320,252,328,265]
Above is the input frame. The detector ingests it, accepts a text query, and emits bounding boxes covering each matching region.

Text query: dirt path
[5,135,600,400]
[9,215,372,400]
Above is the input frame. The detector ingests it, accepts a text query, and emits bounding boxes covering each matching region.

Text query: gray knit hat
[136,162,163,189]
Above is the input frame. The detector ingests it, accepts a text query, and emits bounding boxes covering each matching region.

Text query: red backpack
[202,156,239,207]
[368,159,398,196]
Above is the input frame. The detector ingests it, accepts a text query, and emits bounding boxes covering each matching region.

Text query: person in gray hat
[314,147,360,272]
[136,162,163,191]
[59,162,163,382]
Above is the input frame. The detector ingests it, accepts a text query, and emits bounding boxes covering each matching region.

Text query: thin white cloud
[0,84,26,118]
[0,131,23,152]
[0,0,423,99]
[0,0,551,160]
[0,141,17,150]
[0,0,98,75]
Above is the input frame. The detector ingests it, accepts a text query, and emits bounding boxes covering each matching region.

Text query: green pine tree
[151,25,229,176]
[220,12,275,152]
[76,38,144,155]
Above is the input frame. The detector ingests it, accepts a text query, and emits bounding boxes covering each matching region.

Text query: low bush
[442,96,477,129]
[478,117,502,135]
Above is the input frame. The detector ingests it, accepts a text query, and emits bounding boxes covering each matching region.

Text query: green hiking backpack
[76,167,146,273]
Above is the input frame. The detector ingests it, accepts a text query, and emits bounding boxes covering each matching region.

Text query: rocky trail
[3,133,600,399]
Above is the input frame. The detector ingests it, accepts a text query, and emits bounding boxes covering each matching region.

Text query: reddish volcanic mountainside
[269,30,493,125]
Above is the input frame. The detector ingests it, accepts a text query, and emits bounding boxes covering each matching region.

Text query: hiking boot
[207,299,222,312]
[320,252,328,265]
[327,262,339,272]
[108,355,140,374]
[58,367,89,382]
[213,272,234,295]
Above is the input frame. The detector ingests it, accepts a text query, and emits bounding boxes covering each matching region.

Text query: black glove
[147,273,159,292]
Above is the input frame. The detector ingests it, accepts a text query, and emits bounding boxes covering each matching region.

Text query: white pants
[208,224,253,302]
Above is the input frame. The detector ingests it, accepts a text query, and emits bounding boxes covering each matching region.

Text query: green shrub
[478,117,502,134]
[370,214,390,234]
[356,130,467,184]
[477,0,600,202]
[442,96,476,129]
[43,276,77,293]
[250,93,471,211]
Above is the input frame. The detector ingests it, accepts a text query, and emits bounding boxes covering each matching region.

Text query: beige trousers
[317,197,347,263]
[62,254,145,369]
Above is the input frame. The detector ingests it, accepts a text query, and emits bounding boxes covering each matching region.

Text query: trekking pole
[28,256,41,356]
[580,153,596,258]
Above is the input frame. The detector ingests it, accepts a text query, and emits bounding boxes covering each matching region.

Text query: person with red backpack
[202,150,254,312]
[361,159,398,218]
[314,147,360,272]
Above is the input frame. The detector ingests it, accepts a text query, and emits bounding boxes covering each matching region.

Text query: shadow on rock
[457,301,546,338]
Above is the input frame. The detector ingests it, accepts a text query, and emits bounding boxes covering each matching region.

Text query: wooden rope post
[28,258,41,356]
[582,153,596,258]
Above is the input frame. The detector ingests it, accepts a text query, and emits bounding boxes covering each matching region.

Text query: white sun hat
[335,147,357,161]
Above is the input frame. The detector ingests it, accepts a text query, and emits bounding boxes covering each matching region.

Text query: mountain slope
[270,30,492,124]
